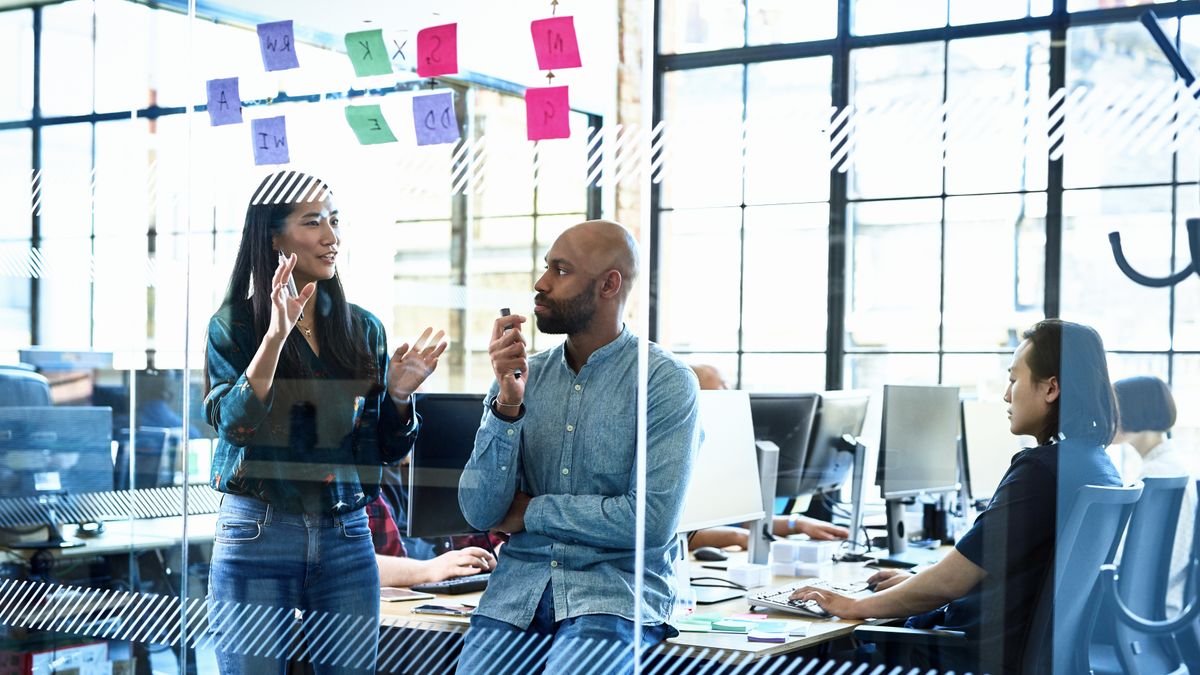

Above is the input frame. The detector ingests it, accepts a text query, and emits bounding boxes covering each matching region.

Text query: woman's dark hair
[218,171,376,383]
[1113,376,1176,433]
[1020,319,1118,446]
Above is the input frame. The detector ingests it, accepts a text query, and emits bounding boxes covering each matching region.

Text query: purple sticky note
[257,20,300,72]
[412,92,460,146]
[531,16,582,71]
[417,23,458,78]
[205,77,242,126]
[251,116,290,166]
[525,86,571,141]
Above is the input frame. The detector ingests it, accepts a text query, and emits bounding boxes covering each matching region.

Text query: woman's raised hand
[388,327,449,401]
[266,253,316,343]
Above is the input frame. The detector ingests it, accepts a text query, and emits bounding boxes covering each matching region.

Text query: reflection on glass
[658,208,742,351]
[1061,187,1172,350]
[660,0,746,54]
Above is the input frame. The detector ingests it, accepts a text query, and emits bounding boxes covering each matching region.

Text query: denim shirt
[203,298,417,515]
[458,328,701,628]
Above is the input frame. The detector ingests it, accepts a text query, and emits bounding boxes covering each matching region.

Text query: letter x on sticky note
[531,16,582,71]
[417,23,458,77]
[205,77,242,126]
[257,20,299,72]
[345,29,392,77]
[525,86,571,141]
[412,92,460,146]
[251,116,290,166]
[345,104,397,145]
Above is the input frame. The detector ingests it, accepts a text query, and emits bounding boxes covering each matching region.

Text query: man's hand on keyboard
[425,547,497,584]
[866,568,914,592]
[787,586,866,620]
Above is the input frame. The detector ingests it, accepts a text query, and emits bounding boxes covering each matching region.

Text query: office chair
[853,482,1142,675]
[1091,476,1189,675]
[0,365,51,407]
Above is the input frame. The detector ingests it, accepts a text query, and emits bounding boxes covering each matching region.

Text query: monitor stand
[879,498,939,568]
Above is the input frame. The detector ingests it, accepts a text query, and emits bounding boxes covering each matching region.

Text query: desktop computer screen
[0,407,114,498]
[961,398,1029,504]
[406,393,486,538]
[677,390,766,533]
[747,393,819,499]
[796,390,871,497]
[877,385,961,499]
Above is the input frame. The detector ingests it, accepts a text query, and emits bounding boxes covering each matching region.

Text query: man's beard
[534,280,597,335]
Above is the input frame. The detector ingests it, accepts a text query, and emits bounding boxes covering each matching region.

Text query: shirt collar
[555,325,636,372]
[1142,439,1173,465]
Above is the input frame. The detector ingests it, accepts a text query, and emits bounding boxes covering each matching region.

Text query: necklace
[296,313,313,338]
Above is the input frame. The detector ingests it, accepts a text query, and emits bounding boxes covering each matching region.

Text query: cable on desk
[689,576,747,591]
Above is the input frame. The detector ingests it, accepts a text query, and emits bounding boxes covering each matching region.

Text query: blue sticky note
[257,20,300,71]
[205,78,242,126]
[412,92,460,146]
[251,116,290,166]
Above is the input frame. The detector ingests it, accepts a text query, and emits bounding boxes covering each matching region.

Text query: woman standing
[203,171,446,674]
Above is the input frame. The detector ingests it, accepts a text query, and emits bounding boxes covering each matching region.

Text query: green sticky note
[712,620,754,633]
[345,29,392,77]
[674,619,712,633]
[754,621,789,633]
[689,614,722,624]
[345,105,397,145]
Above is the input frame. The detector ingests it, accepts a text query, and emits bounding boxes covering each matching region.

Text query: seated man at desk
[790,319,1121,674]
[687,363,849,551]
[456,220,701,674]
[366,497,495,588]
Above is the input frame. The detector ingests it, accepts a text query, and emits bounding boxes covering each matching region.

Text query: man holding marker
[456,220,701,674]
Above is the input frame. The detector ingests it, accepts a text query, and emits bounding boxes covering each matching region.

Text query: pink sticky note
[531,16,582,71]
[525,86,570,141]
[733,613,769,620]
[417,23,458,78]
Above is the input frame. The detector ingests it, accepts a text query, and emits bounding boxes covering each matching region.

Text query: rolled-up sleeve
[204,313,273,448]
[366,317,418,465]
[458,383,524,531]
[524,364,700,550]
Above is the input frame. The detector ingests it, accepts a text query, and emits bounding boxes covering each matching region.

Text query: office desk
[0,513,217,562]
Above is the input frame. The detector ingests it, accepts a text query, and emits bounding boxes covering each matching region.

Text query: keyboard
[411,573,491,595]
[746,579,872,618]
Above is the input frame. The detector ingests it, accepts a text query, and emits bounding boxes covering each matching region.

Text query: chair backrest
[1023,482,1143,675]
[0,366,51,407]
[112,426,174,491]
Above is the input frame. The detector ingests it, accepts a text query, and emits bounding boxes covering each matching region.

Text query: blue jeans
[206,494,380,675]
[455,584,676,675]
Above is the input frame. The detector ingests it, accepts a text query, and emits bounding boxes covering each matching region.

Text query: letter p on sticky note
[417,23,458,77]
[531,16,582,70]
[525,86,571,141]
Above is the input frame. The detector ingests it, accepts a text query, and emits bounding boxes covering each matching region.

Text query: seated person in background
[1114,375,1192,615]
[686,363,849,551]
[790,319,1122,675]
[367,496,496,588]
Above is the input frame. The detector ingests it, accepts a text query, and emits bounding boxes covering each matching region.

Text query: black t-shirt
[911,438,1120,674]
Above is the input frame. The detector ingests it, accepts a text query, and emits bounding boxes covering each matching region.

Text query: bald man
[456,220,700,674]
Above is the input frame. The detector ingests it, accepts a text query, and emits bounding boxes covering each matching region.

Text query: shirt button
[501,466,507,471]
[550,561,558,568]
[506,429,514,436]
[566,424,574,432]
[574,384,582,391]
[562,468,569,475]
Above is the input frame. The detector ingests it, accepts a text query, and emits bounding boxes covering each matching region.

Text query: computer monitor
[797,390,871,497]
[876,385,960,563]
[406,393,486,538]
[747,393,819,499]
[677,390,766,533]
[961,398,1029,504]
[0,407,114,498]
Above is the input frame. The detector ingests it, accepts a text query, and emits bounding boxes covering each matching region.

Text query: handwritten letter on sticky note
[257,21,300,71]
[205,77,242,126]
[344,104,398,145]
[531,16,582,70]
[251,116,290,165]
[345,29,392,77]
[412,92,460,146]
[525,86,571,141]
[417,23,458,78]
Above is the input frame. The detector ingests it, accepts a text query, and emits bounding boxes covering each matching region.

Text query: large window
[656,0,1200,449]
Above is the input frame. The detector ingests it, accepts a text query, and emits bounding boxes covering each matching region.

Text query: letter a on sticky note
[251,116,290,166]
[345,29,392,77]
[417,24,458,78]
[525,86,571,141]
[205,77,242,126]
[345,104,397,145]
[412,92,460,146]
[531,16,582,71]
[257,20,299,72]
